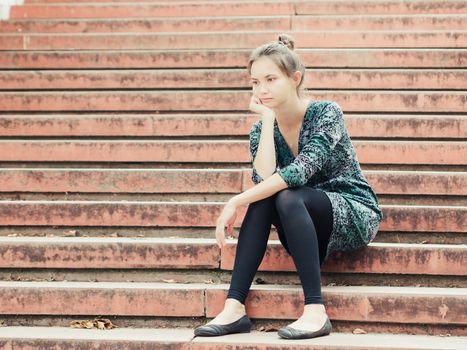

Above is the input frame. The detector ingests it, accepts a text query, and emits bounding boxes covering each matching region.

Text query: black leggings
[226,186,333,305]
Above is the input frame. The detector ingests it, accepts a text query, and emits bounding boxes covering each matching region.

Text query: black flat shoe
[194,314,252,337]
[278,316,332,339]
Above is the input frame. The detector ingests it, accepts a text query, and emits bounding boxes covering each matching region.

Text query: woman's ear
[292,70,302,87]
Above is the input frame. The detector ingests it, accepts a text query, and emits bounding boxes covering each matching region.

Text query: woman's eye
[250,79,274,86]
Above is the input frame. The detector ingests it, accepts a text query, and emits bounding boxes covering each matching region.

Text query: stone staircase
[0,0,466,348]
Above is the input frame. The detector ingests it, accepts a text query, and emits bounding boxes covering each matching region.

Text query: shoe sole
[194,328,251,336]
[278,328,331,339]
[194,315,252,337]
[278,318,332,339]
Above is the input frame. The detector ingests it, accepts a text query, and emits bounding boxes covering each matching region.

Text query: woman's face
[249,56,300,106]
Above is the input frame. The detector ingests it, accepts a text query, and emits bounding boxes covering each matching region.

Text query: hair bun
[277,33,295,50]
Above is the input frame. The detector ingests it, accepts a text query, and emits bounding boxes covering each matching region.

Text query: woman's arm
[252,113,276,180]
[230,101,345,208]
[214,103,286,248]
[229,172,288,207]
[228,110,288,206]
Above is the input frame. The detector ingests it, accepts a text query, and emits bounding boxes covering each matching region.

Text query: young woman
[194,34,383,340]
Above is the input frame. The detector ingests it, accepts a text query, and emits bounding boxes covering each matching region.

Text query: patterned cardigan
[249,100,384,261]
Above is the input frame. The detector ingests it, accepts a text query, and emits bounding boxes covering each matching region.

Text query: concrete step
[1,69,465,90]
[0,241,467,288]
[2,226,462,244]
[0,49,463,69]
[0,326,466,350]
[0,91,466,112]
[0,0,464,346]
[0,15,291,33]
[10,1,295,19]
[0,169,464,196]
[0,139,465,165]
[24,0,290,2]
[0,200,464,233]
[10,1,466,20]
[25,0,292,1]
[0,113,465,139]
[2,30,466,50]
[1,14,466,33]
[0,281,465,325]
[0,237,465,276]
[292,14,467,31]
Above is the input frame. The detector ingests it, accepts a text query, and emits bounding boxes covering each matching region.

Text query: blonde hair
[247,33,308,98]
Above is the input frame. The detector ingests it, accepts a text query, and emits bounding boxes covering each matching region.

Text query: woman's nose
[259,84,269,93]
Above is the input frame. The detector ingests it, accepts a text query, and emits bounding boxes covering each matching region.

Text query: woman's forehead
[251,60,283,79]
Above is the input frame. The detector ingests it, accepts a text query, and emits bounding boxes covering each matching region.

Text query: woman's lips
[261,98,273,102]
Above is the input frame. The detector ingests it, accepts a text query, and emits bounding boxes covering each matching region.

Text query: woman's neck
[274,97,310,130]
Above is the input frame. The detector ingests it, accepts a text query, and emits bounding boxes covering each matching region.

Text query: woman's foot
[286,303,329,332]
[205,298,247,325]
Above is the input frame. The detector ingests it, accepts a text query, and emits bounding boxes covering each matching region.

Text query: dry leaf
[69,318,117,330]
[65,230,78,237]
[162,279,176,283]
[266,327,278,331]
[204,279,214,284]
[352,328,367,334]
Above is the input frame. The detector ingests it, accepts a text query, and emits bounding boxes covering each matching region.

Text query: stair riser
[10,1,466,19]
[1,70,465,89]
[1,285,465,324]
[0,170,465,196]
[0,240,464,276]
[0,114,465,139]
[2,32,466,50]
[0,141,465,165]
[1,50,463,69]
[0,203,464,232]
[2,16,467,33]
[1,91,465,112]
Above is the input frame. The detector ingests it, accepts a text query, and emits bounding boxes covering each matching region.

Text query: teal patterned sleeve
[249,121,264,184]
[277,102,345,187]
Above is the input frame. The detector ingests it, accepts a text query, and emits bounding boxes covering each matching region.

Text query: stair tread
[0,326,466,349]
[1,280,466,294]
[0,236,465,246]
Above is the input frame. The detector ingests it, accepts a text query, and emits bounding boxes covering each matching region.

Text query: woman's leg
[272,197,331,269]
[226,194,278,304]
[209,186,333,327]
[204,194,278,326]
[273,186,334,332]
[274,187,333,305]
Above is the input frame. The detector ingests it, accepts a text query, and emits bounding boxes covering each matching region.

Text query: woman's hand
[249,94,275,117]
[215,200,238,249]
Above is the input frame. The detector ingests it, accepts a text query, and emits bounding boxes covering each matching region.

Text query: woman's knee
[274,188,303,215]
[276,187,330,214]
[247,193,277,215]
